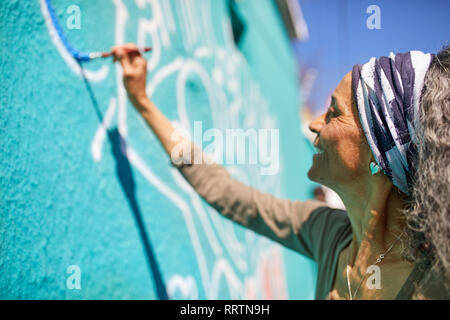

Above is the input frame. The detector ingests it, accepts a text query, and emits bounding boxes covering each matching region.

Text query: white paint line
[40,0,109,82]
[126,146,211,294]
[167,274,198,299]
[91,98,117,162]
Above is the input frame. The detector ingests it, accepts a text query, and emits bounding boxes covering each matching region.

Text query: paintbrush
[88,47,152,60]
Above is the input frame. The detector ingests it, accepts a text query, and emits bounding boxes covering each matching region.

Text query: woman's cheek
[330,139,360,174]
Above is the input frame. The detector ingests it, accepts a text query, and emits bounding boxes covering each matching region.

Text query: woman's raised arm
[112,44,190,158]
[112,44,334,259]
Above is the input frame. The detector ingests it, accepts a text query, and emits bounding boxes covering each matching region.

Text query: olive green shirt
[171,146,432,299]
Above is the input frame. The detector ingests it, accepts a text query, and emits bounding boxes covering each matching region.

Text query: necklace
[346,230,406,300]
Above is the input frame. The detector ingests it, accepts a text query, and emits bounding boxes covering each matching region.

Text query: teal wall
[0,0,317,299]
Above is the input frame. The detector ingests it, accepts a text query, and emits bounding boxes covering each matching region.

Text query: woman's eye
[325,97,340,123]
[325,108,335,123]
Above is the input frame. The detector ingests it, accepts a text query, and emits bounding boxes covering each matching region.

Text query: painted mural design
[40,0,288,299]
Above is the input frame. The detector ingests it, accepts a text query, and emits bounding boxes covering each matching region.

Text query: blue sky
[293,0,450,115]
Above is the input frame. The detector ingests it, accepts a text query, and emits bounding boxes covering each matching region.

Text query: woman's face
[307,72,372,190]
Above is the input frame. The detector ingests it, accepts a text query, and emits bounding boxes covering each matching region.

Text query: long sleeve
[171,143,330,259]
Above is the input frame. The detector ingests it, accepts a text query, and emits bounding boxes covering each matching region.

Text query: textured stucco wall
[0,0,317,299]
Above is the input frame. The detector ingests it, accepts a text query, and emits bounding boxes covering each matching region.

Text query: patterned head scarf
[352,51,434,194]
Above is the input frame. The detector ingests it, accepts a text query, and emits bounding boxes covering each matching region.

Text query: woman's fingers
[110,44,148,108]
[117,43,139,52]
[119,53,134,76]
[111,44,143,76]
[112,48,130,73]
[112,43,141,60]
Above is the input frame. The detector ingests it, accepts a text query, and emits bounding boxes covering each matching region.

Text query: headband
[352,51,434,193]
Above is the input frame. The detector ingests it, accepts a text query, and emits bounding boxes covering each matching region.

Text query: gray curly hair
[403,45,450,293]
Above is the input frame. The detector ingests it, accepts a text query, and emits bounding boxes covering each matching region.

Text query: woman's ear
[369,161,381,175]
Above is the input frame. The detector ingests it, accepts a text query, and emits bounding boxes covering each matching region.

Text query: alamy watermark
[66,265,81,290]
[366,5,381,30]
[366,265,381,289]
[66,5,81,30]
[171,121,280,175]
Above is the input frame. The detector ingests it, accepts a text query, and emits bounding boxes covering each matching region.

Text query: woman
[111,44,449,299]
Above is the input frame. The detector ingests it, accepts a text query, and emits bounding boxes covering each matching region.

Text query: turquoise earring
[370,161,381,175]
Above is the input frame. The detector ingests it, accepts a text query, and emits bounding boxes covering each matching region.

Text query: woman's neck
[334,174,408,265]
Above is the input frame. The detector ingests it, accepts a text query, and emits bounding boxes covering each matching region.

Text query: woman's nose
[308,113,325,134]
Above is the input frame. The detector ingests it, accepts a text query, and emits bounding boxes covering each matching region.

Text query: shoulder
[300,204,352,260]
[304,206,352,299]
[307,205,351,239]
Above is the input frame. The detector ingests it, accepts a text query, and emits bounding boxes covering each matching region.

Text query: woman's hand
[111,43,188,158]
[111,43,148,110]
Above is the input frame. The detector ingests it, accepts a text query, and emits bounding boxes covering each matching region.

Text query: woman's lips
[314,143,325,155]
[314,147,325,154]
[313,136,324,153]
[313,144,325,161]
[313,136,325,161]
[313,152,323,161]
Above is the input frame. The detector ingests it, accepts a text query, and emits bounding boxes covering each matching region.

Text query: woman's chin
[308,153,319,178]
[309,151,329,182]
[308,162,328,184]
[307,166,319,182]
